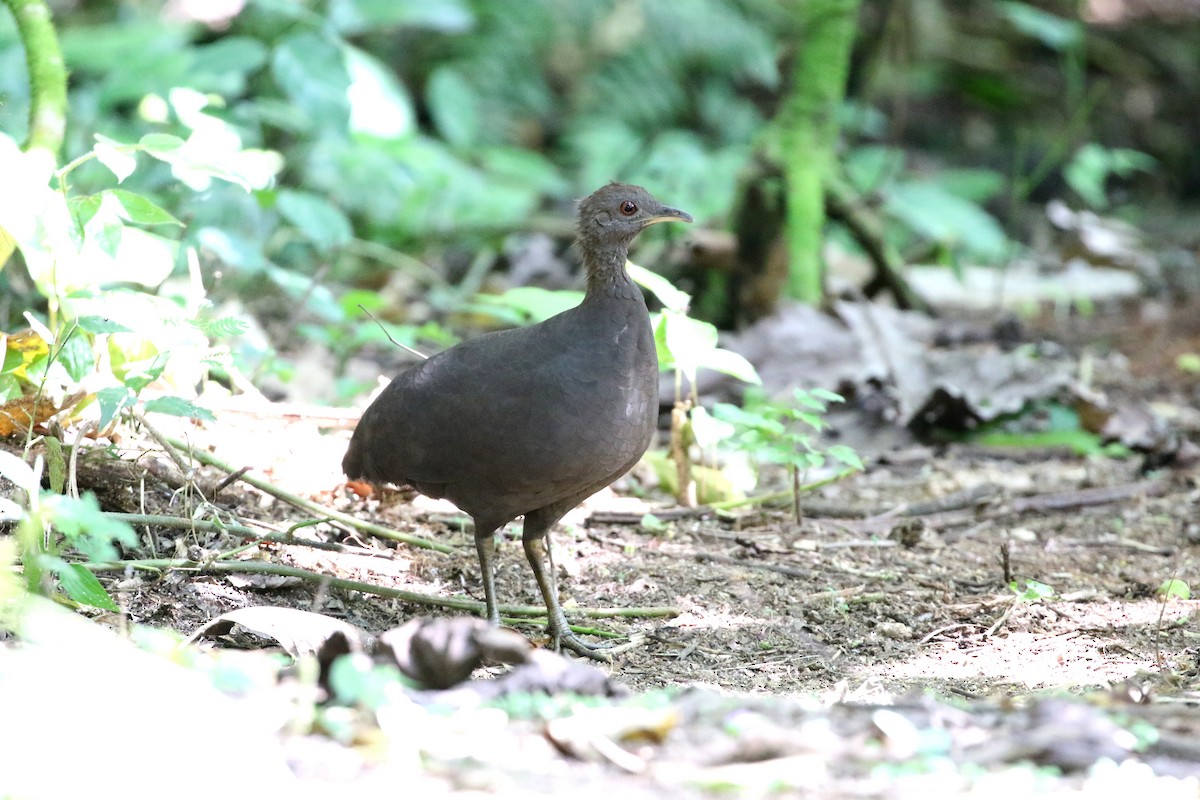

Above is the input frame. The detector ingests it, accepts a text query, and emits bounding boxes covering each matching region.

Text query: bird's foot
[543,622,620,662]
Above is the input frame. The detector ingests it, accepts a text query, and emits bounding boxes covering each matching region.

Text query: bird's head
[576,183,693,247]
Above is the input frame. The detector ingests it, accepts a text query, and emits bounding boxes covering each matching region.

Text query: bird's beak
[645,206,694,226]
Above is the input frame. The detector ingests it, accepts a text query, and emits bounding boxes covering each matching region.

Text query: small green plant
[0,450,136,612]
[1175,353,1200,375]
[1009,578,1055,602]
[1063,143,1156,210]
[712,387,863,522]
[1155,579,1190,601]
[0,87,281,430]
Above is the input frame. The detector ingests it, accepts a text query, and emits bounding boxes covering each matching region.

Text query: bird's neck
[582,242,640,302]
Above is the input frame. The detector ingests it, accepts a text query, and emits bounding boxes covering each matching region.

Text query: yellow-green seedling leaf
[1176,353,1200,375]
[1156,579,1190,600]
[640,513,668,534]
[1009,578,1055,602]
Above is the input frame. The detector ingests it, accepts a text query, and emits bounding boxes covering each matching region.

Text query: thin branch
[104,512,387,557]
[84,557,681,623]
[160,434,454,554]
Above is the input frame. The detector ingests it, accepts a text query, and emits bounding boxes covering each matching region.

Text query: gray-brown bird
[343,183,692,658]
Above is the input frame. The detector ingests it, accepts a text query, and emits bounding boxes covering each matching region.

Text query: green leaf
[108,189,182,227]
[271,32,352,134]
[329,0,474,34]
[809,388,845,403]
[276,190,352,252]
[471,287,584,325]
[138,133,186,156]
[92,219,124,260]
[792,392,829,413]
[629,262,691,313]
[656,310,717,384]
[426,67,480,148]
[998,1,1082,51]
[57,333,95,382]
[1177,353,1200,374]
[190,316,249,339]
[95,386,135,430]
[55,562,119,611]
[93,135,138,183]
[50,493,137,549]
[69,194,103,229]
[640,513,668,533]
[884,182,1009,261]
[0,374,20,403]
[1010,578,1055,602]
[932,168,1006,204]
[143,396,216,422]
[344,46,416,139]
[702,347,761,385]
[826,445,864,471]
[689,405,735,449]
[76,316,133,334]
[1156,579,1190,601]
[1064,144,1156,209]
[844,145,905,193]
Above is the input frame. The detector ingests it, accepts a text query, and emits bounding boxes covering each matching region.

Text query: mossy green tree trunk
[3,0,67,156]
[777,0,861,304]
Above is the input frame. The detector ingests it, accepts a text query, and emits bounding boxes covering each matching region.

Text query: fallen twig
[85,558,680,625]
[161,435,454,554]
[104,512,391,557]
[1009,478,1169,513]
[1053,536,1175,555]
[694,551,814,579]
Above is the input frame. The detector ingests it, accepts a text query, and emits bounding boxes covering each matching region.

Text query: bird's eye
[620,200,638,216]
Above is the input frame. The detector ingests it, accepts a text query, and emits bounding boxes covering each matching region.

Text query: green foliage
[1176,353,1200,375]
[0,451,136,611]
[965,402,1127,458]
[1063,144,1156,209]
[327,653,411,711]
[466,287,586,326]
[1156,579,1190,601]
[713,387,863,475]
[845,145,1010,265]
[630,261,759,388]
[1009,578,1055,602]
[997,2,1083,51]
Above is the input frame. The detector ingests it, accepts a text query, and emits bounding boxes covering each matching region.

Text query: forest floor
[3,299,1200,796]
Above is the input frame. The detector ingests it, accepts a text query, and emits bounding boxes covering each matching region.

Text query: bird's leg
[522,513,610,662]
[473,526,501,626]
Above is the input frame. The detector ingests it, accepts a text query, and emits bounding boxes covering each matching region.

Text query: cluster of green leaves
[0,449,136,612]
[842,144,1012,268]
[711,387,863,479]
[0,111,266,423]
